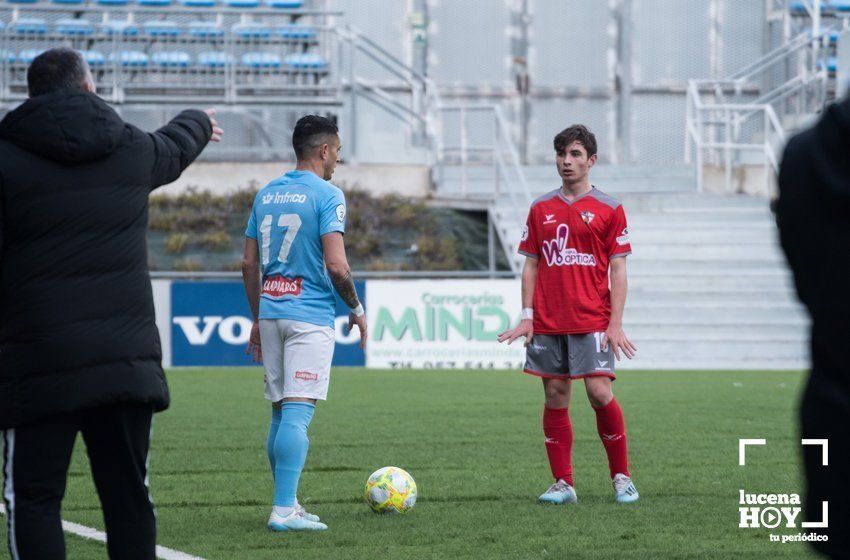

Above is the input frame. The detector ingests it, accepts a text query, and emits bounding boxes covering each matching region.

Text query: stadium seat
[52,0,85,5]
[232,23,272,38]
[827,56,837,73]
[225,0,260,8]
[1,50,14,63]
[152,51,192,67]
[197,51,233,67]
[18,49,46,63]
[284,53,328,70]
[265,0,302,8]
[830,0,850,11]
[79,49,106,67]
[142,20,182,36]
[179,0,217,6]
[109,50,149,67]
[103,21,140,35]
[278,25,316,39]
[188,21,224,38]
[241,52,280,68]
[11,18,47,34]
[139,0,173,5]
[56,18,95,36]
[5,0,38,4]
[96,0,132,5]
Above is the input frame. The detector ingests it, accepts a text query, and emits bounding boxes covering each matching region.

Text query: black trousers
[2,403,156,560]
[801,370,849,559]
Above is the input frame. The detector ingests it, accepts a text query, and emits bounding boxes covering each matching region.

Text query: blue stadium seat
[830,0,850,11]
[12,18,47,34]
[109,51,149,67]
[278,25,316,39]
[18,49,46,63]
[179,0,217,6]
[284,53,328,71]
[241,52,280,68]
[830,31,840,43]
[265,0,302,7]
[139,0,172,5]
[1,50,15,63]
[152,51,192,67]
[225,0,259,7]
[188,21,224,38]
[232,23,271,38]
[56,18,95,36]
[827,56,837,73]
[198,51,233,67]
[52,0,85,5]
[96,0,132,5]
[6,0,38,4]
[79,49,105,67]
[103,21,139,35]
[143,20,182,36]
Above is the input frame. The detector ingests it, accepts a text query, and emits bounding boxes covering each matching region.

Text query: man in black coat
[777,97,850,558]
[0,48,222,559]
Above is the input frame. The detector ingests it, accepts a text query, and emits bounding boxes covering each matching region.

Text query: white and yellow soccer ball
[364,466,417,514]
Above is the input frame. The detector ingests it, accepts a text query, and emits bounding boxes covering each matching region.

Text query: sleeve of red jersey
[607,205,632,258]
[517,207,539,259]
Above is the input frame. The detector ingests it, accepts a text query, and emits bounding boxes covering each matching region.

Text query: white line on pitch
[0,504,206,560]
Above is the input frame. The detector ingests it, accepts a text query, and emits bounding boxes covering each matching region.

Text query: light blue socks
[272,402,315,509]
[267,406,282,475]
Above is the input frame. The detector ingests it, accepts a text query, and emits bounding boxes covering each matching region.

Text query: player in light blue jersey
[241,115,367,532]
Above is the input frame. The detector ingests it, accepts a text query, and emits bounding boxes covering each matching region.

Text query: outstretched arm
[322,232,367,348]
[149,108,222,189]
[603,256,636,360]
[498,256,538,346]
[241,237,263,363]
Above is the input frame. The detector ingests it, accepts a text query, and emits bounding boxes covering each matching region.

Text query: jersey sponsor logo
[262,191,308,205]
[616,227,630,246]
[262,275,303,298]
[543,213,557,224]
[541,224,597,267]
[336,203,346,223]
[520,224,529,242]
[295,370,319,381]
[581,211,595,224]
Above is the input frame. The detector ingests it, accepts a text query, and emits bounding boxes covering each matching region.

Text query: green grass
[1,368,820,559]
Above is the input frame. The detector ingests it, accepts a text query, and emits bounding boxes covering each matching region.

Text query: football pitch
[1,368,819,560]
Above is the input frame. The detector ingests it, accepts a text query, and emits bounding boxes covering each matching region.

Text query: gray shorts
[524,332,616,380]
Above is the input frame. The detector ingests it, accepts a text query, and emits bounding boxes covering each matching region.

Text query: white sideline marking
[0,504,206,560]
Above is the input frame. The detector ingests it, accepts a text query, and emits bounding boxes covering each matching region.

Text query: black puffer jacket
[0,91,211,428]
[777,96,850,386]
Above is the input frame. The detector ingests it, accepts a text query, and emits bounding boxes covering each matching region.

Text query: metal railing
[685,19,832,195]
[686,79,786,196]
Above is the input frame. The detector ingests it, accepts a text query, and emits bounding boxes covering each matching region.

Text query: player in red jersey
[498,124,639,504]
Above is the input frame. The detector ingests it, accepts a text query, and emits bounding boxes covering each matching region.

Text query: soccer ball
[364,466,417,514]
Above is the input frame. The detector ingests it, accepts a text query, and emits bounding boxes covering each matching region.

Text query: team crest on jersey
[581,211,595,224]
[541,224,597,267]
[262,275,303,298]
[520,224,529,242]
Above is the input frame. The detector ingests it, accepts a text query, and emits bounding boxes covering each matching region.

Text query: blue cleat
[538,480,578,504]
[613,473,639,503]
[268,509,328,532]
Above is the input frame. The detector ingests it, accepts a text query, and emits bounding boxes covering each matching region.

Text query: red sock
[543,406,574,486]
[593,398,630,478]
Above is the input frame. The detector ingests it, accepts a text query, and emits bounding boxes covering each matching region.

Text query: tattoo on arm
[331,270,360,309]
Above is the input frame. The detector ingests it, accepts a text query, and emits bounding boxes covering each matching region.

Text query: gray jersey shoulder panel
[588,187,621,210]
[530,188,560,209]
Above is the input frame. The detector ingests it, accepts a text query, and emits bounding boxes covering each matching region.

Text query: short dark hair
[554,124,597,158]
[27,48,89,97]
[292,115,339,160]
